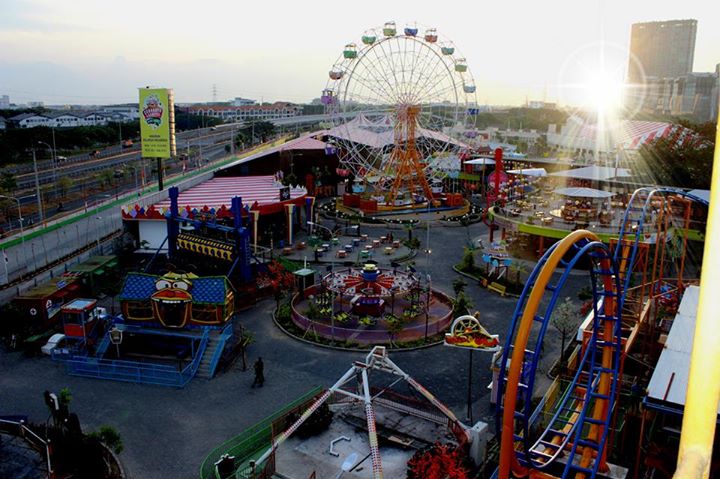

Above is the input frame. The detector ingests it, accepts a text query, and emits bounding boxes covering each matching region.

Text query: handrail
[674,117,720,478]
[0,418,53,476]
[207,325,232,379]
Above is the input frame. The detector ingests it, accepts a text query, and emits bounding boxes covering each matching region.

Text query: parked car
[122,140,134,148]
[41,334,67,355]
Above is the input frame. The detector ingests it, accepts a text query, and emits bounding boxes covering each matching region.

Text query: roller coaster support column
[167,186,179,259]
[674,116,720,479]
[231,196,252,283]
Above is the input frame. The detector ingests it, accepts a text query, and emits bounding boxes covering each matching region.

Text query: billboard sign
[139,88,175,158]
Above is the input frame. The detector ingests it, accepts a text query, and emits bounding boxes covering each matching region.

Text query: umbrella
[507,168,547,177]
[553,187,615,198]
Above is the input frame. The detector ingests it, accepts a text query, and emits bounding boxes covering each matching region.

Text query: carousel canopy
[507,168,547,177]
[550,165,631,181]
[553,187,615,198]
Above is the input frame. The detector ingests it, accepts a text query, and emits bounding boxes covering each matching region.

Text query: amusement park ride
[323,22,478,214]
[234,187,708,479]
[495,188,709,479]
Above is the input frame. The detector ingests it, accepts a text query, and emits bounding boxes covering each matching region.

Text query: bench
[488,282,507,297]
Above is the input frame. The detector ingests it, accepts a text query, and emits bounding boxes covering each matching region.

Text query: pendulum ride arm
[254,365,358,467]
[381,355,471,442]
[362,369,384,479]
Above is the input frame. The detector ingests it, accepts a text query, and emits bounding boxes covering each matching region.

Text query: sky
[0,0,718,106]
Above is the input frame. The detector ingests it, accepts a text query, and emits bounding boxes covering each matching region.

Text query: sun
[582,69,625,116]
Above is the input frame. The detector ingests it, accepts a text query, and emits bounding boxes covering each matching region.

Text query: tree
[638,126,715,189]
[458,247,476,273]
[258,260,295,310]
[0,172,17,193]
[452,291,473,318]
[452,278,467,297]
[385,314,404,347]
[58,176,72,198]
[508,261,528,287]
[88,425,124,454]
[551,297,577,366]
[407,443,469,479]
[98,169,114,188]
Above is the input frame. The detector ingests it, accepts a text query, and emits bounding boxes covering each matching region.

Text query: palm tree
[509,261,529,287]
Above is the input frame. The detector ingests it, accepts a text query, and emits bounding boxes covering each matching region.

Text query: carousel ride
[323,263,419,317]
[323,22,477,216]
[495,187,709,479]
[288,262,454,346]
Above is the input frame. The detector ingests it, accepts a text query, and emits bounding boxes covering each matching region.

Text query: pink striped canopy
[154,176,307,213]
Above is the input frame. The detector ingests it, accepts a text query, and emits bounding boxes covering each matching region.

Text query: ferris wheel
[323,22,478,207]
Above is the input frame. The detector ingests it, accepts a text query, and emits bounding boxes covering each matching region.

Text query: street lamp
[30,147,45,224]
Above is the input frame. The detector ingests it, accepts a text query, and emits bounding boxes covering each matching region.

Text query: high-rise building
[628,19,697,83]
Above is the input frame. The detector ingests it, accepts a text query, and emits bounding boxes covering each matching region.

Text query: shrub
[88,425,124,454]
[458,247,476,273]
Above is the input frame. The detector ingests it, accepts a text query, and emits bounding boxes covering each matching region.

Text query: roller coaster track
[495,187,710,479]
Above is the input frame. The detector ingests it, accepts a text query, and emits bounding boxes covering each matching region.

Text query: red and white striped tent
[551,116,701,152]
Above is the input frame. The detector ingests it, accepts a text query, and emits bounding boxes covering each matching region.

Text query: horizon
[1,0,719,107]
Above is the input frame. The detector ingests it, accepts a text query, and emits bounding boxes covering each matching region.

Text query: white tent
[553,187,615,198]
[464,158,495,166]
[550,165,631,181]
[325,113,467,149]
[646,286,716,412]
[507,168,547,177]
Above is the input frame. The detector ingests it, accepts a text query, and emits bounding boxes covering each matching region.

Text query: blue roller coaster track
[494,187,709,479]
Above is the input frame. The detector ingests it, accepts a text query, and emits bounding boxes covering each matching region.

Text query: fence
[199,387,324,479]
[65,329,208,387]
[0,418,54,478]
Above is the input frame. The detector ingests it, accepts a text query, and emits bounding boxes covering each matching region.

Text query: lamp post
[31,147,45,224]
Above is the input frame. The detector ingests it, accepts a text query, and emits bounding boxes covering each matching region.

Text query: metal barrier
[0,418,54,478]
[206,324,234,379]
[65,329,209,387]
[199,387,324,479]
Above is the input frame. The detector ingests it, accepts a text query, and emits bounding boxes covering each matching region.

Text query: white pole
[32,147,44,224]
[2,249,8,284]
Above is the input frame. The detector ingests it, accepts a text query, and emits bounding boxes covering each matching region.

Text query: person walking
[251,357,265,388]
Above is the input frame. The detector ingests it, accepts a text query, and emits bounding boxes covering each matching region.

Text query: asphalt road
[0,221,590,479]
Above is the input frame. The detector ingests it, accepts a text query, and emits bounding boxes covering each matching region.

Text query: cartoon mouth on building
[151,289,192,328]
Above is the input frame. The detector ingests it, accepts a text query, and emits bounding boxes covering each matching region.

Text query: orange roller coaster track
[496,188,711,479]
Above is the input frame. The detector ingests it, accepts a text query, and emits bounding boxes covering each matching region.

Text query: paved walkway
[0,222,588,479]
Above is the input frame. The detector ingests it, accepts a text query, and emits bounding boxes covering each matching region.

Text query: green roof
[68,255,118,274]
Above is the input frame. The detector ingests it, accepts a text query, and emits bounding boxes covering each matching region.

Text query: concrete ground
[0,221,590,479]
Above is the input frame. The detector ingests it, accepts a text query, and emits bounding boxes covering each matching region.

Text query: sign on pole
[139,88,176,159]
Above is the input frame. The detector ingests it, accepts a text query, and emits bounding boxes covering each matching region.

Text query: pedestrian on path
[251,357,264,388]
